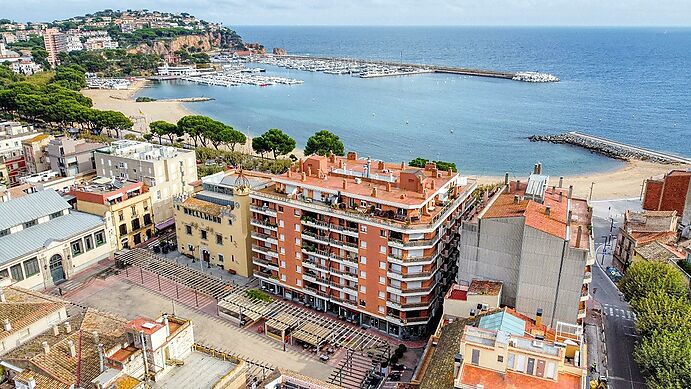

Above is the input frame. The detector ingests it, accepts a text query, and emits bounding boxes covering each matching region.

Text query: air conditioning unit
[532,340,544,348]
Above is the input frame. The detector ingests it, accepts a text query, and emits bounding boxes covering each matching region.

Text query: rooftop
[468,279,503,296]
[151,351,237,389]
[0,190,70,231]
[635,241,685,262]
[459,364,582,389]
[126,317,165,335]
[624,210,678,233]
[95,140,193,161]
[0,287,66,341]
[180,196,223,216]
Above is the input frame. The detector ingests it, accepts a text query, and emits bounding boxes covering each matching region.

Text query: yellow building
[70,178,155,250]
[174,170,272,277]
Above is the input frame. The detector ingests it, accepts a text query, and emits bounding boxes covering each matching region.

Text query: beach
[476,160,690,201]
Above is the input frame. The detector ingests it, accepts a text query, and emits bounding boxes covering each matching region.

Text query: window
[360,256,366,264]
[507,353,515,369]
[379,245,386,254]
[201,230,207,240]
[118,210,124,222]
[296,266,302,273]
[378,306,385,313]
[497,355,504,363]
[278,220,284,227]
[379,261,386,269]
[10,264,24,281]
[280,261,286,268]
[526,358,535,375]
[216,234,223,245]
[0,269,8,279]
[545,362,556,379]
[295,252,301,259]
[378,291,385,299]
[23,219,37,229]
[294,224,300,232]
[218,254,224,262]
[294,209,300,216]
[296,279,302,286]
[23,258,39,277]
[379,276,385,285]
[380,230,387,237]
[281,274,286,282]
[188,244,194,252]
[471,349,480,365]
[360,271,366,279]
[280,234,285,241]
[71,240,83,256]
[0,229,9,237]
[280,247,285,255]
[185,225,192,235]
[360,200,367,207]
[359,285,366,293]
[295,238,300,245]
[84,236,94,251]
[119,224,127,236]
[95,230,106,246]
[360,225,367,233]
[50,211,63,219]
[360,241,367,248]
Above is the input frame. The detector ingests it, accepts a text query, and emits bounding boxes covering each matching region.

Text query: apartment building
[174,170,272,277]
[458,166,594,326]
[0,123,39,187]
[94,140,198,225]
[612,210,679,271]
[84,36,119,50]
[70,178,154,250]
[41,28,61,66]
[46,137,104,177]
[22,133,53,174]
[643,170,691,234]
[0,190,115,290]
[454,308,587,389]
[249,152,476,339]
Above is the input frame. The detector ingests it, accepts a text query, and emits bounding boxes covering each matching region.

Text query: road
[589,199,646,389]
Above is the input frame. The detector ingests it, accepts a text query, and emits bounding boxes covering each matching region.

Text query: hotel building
[94,140,198,226]
[174,170,272,277]
[249,152,476,339]
[458,166,594,326]
[70,178,155,250]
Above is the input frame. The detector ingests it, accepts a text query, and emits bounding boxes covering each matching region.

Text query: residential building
[84,36,119,50]
[54,32,83,52]
[454,308,587,389]
[249,152,476,339]
[41,28,61,66]
[443,280,503,320]
[21,133,53,174]
[613,210,679,271]
[458,166,594,326]
[643,170,691,234]
[0,190,115,290]
[46,137,104,177]
[1,32,17,44]
[70,178,155,250]
[0,286,68,355]
[174,170,272,277]
[10,59,42,75]
[18,170,75,194]
[0,125,39,187]
[94,140,198,226]
[0,298,246,389]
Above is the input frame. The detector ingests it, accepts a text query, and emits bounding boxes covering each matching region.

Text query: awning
[155,218,175,231]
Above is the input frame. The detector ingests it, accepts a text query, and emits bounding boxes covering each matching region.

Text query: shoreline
[84,81,685,201]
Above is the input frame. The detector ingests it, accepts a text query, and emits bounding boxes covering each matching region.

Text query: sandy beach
[85,81,685,201]
[475,160,690,201]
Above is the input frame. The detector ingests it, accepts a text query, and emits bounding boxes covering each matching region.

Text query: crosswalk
[602,304,636,320]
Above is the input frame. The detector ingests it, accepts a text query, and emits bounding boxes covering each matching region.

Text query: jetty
[529,131,691,164]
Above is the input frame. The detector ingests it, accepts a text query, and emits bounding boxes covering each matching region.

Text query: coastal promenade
[281,54,517,79]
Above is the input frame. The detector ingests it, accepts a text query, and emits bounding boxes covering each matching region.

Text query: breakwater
[529,132,691,164]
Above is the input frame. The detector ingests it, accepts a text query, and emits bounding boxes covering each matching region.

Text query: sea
[137,26,691,176]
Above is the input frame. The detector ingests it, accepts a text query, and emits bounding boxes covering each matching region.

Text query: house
[643,170,691,236]
[46,137,104,178]
[612,210,678,271]
[443,280,503,320]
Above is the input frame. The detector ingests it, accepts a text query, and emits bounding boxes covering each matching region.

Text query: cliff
[127,30,244,56]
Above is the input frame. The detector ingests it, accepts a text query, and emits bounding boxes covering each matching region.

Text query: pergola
[217,290,275,325]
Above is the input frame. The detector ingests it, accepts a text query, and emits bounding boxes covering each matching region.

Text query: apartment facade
[46,137,104,177]
[0,190,116,290]
[458,169,594,327]
[22,133,53,174]
[454,308,587,389]
[250,152,476,339]
[70,178,154,250]
[612,210,679,271]
[41,28,61,66]
[94,140,198,225]
[174,170,272,277]
[0,124,39,187]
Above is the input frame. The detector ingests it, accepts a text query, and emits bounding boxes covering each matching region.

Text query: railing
[250,205,277,216]
[252,257,279,269]
[389,235,440,248]
[251,231,278,242]
[252,182,477,231]
[251,218,278,229]
[389,252,439,264]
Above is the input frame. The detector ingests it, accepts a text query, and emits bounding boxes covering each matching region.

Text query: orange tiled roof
[0,287,66,341]
[182,196,223,216]
[459,364,582,389]
[126,317,164,335]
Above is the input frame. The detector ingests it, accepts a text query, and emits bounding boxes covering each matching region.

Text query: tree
[256,128,296,159]
[209,125,245,151]
[631,290,691,337]
[634,329,691,389]
[149,120,179,144]
[305,130,345,156]
[93,110,133,138]
[409,157,457,172]
[619,261,687,303]
[177,115,216,148]
[53,65,87,90]
[252,136,271,158]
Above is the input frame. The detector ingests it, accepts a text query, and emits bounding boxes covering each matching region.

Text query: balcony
[301,231,331,245]
[388,235,440,249]
[386,284,434,297]
[251,244,279,259]
[388,252,439,266]
[386,298,434,311]
[251,219,278,231]
[253,257,279,272]
[386,268,435,282]
[583,271,592,284]
[250,205,277,217]
[251,231,279,245]
[301,216,329,230]
[328,223,359,237]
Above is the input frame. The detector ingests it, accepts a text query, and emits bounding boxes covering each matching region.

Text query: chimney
[92,331,99,345]
[342,179,347,190]
[559,192,563,202]
[3,318,11,331]
[516,180,521,192]
[298,158,303,172]
[504,172,509,185]
[0,287,5,303]
[329,152,336,163]
[347,151,358,160]
[64,322,72,334]
[568,185,573,200]
[42,341,50,355]
[377,160,385,171]
[300,172,306,182]
[558,176,563,188]
[430,180,435,190]
[338,160,343,169]
[98,343,105,373]
[545,206,551,216]
[52,324,60,336]
[576,225,582,248]
[67,340,76,357]
[163,314,170,337]
[537,163,542,174]
[372,188,378,198]
[307,166,312,177]
[535,308,543,328]
[513,195,520,204]
[533,163,538,174]
[400,161,405,169]
[386,182,392,192]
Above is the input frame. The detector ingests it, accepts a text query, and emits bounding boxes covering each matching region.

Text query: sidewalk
[585,298,607,382]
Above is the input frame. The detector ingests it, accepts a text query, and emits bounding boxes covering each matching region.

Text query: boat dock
[529,131,691,164]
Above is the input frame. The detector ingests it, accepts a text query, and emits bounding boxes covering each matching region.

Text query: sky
[1,0,690,26]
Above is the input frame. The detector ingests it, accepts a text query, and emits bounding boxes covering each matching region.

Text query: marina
[254,54,559,82]
[180,71,303,87]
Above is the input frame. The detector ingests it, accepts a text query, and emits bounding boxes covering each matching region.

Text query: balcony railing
[251,219,278,230]
[250,205,277,217]
[253,257,279,271]
[388,235,440,248]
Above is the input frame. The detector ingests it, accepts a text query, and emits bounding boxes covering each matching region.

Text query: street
[589,199,646,389]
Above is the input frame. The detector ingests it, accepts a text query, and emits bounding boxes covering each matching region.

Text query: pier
[529,131,691,164]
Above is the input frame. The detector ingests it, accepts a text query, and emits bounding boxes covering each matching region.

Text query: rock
[272,47,287,56]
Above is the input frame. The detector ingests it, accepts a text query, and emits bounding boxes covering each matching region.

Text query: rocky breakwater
[529,133,681,164]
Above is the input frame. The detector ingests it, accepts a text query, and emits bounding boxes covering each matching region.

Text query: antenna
[234,166,250,190]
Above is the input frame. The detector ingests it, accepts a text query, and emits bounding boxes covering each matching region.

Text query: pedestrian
[58,287,62,296]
